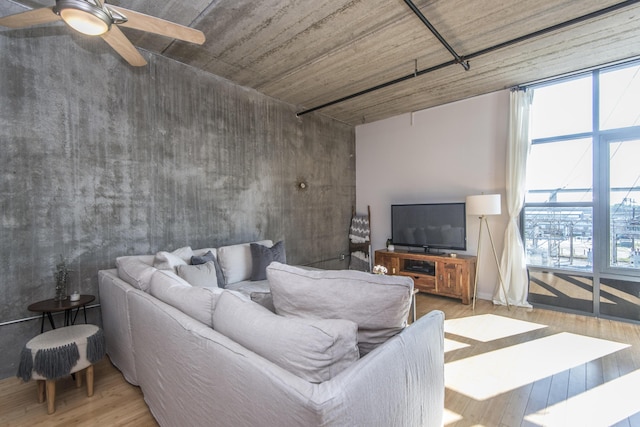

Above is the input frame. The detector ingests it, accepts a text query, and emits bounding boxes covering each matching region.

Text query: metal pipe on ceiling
[296,0,640,118]
[403,0,469,71]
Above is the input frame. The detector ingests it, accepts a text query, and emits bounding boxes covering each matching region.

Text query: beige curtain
[494,89,533,307]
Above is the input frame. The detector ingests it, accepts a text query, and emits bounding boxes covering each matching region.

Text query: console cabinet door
[438,262,461,297]
[375,252,399,275]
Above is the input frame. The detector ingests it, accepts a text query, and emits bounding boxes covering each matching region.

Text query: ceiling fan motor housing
[0,0,204,66]
[54,0,113,35]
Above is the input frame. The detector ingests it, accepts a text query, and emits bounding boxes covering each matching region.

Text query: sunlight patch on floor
[444,338,470,353]
[530,273,596,303]
[529,284,557,297]
[601,284,640,305]
[445,332,629,400]
[442,408,463,425]
[444,314,546,342]
[524,369,640,426]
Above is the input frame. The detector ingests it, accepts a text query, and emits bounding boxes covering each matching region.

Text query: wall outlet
[339,253,346,261]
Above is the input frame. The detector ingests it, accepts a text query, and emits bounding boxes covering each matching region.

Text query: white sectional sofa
[98,240,445,427]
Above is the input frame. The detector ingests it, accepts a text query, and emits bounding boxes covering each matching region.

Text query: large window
[524,61,640,322]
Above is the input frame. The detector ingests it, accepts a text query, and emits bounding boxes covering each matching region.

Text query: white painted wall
[355,90,510,300]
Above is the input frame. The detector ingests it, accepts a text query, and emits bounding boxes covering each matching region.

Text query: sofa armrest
[127,290,328,427]
[98,269,140,385]
[317,310,445,426]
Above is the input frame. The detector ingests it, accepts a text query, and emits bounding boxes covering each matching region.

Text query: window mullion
[592,70,601,316]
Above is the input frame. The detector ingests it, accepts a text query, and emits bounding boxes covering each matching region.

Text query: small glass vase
[54,283,67,301]
[54,256,69,301]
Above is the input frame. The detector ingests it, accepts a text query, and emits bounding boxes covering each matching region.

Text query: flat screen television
[391,203,466,251]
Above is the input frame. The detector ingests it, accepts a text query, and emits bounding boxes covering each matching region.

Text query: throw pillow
[177,261,219,288]
[191,250,215,265]
[213,291,359,383]
[149,270,224,328]
[153,246,194,271]
[115,255,157,292]
[217,240,273,285]
[191,250,226,288]
[266,262,414,356]
[250,240,286,281]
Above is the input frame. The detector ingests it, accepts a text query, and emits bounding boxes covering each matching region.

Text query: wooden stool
[17,324,105,414]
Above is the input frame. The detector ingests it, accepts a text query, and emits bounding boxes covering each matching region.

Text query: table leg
[46,379,56,414]
[46,312,56,330]
[86,365,94,397]
[70,305,87,325]
[40,313,45,333]
[412,293,417,323]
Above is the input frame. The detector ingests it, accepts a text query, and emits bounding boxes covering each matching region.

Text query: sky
[526,64,640,205]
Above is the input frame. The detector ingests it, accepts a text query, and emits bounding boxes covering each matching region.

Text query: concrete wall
[355,91,510,301]
[0,14,354,378]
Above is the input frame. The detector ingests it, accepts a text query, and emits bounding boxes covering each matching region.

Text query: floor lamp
[466,194,510,310]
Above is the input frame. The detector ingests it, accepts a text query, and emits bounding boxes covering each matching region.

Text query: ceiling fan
[0,0,205,66]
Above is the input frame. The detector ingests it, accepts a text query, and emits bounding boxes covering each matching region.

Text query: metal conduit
[403,0,469,71]
[296,0,640,118]
[0,304,101,327]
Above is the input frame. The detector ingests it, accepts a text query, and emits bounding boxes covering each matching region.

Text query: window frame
[524,60,640,319]
[597,130,640,276]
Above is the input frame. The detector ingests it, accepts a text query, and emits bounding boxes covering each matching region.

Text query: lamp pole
[467,194,510,310]
[473,216,483,311]
[483,215,510,310]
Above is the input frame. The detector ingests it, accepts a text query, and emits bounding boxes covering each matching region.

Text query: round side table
[28,295,95,333]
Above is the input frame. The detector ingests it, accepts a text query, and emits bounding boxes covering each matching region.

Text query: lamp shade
[466,194,501,216]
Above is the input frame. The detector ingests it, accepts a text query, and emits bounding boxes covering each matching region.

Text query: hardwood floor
[421,294,640,427]
[0,356,158,427]
[1,294,639,426]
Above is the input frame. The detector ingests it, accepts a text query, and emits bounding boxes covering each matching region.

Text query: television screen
[391,203,466,251]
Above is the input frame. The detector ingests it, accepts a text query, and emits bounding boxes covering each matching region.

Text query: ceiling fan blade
[0,7,60,28]
[107,5,205,45]
[101,25,147,66]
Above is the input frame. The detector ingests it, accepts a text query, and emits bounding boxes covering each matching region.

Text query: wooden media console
[375,249,476,304]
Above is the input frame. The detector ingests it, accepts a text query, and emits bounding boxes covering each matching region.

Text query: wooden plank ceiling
[7,0,640,125]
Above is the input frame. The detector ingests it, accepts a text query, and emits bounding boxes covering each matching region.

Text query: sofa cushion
[192,247,218,258]
[176,261,219,288]
[213,291,359,383]
[153,246,194,271]
[149,270,223,327]
[191,250,226,288]
[250,241,286,281]
[115,255,157,292]
[250,291,275,312]
[266,262,414,355]
[217,240,272,285]
[225,279,270,296]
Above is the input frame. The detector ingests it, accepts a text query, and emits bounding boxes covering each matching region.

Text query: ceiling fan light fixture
[56,0,111,36]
